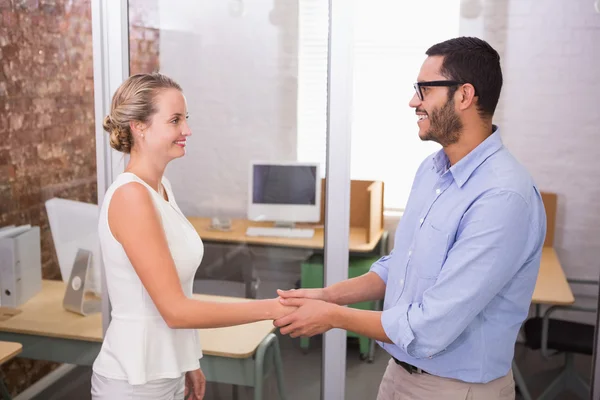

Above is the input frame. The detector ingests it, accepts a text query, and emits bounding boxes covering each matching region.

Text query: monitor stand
[273,221,296,229]
[63,249,101,316]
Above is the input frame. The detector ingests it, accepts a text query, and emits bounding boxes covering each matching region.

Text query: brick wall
[0,0,95,393]
[129,0,159,75]
[0,0,159,396]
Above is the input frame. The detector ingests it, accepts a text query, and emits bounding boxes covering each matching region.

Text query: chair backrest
[541,192,557,247]
[45,198,102,295]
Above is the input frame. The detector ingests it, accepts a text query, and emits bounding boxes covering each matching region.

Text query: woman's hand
[185,368,206,400]
[269,297,298,320]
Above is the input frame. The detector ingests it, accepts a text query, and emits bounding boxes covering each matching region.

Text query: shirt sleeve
[380,190,538,359]
[369,250,394,285]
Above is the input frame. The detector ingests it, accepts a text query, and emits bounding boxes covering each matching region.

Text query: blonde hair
[103,73,182,153]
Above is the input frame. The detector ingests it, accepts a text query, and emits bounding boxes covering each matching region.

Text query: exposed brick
[8,113,23,130]
[0,0,160,395]
[14,0,38,11]
[2,9,18,27]
[0,149,8,165]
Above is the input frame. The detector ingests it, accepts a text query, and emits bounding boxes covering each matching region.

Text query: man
[274,36,546,399]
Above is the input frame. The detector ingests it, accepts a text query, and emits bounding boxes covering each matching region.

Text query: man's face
[409,56,463,147]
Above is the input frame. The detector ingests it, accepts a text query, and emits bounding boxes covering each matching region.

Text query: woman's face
[136,88,191,162]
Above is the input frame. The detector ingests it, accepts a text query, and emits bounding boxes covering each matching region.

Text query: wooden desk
[0,280,284,399]
[0,281,102,343]
[513,246,574,400]
[188,217,385,253]
[0,341,22,400]
[0,342,21,365]
[531,247,575,306]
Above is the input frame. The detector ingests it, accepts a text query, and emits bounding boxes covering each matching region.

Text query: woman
[91,73,295,399]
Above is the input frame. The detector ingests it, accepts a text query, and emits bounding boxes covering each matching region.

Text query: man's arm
[278,260,389,305]
[277,190,538,356]
[274,297,392,342]
[326,270,387,305]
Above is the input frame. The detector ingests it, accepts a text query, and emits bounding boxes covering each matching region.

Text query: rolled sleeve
[369,252,393,284]
[381,302,415,353]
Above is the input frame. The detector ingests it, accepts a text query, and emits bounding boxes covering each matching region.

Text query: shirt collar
[432,125,504,188]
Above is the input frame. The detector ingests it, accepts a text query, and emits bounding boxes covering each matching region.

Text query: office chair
[523,278,597,400]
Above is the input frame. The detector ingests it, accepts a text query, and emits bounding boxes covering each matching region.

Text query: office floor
[27,338,592,400]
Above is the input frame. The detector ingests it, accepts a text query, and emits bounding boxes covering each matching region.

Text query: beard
[422,97,463,147]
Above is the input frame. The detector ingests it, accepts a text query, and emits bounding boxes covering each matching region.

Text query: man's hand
[269,298,298,320]
[185,368,206,400]
[274,298,338,337]
[277,288,330,303]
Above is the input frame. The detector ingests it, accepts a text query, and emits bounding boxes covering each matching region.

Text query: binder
[0,225,42,308]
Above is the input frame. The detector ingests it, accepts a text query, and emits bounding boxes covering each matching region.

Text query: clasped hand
[272,288,337,338]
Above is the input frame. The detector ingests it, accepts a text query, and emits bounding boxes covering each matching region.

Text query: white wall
[157,0,299,218]
[460,0,600,317]
[155,0,600,295]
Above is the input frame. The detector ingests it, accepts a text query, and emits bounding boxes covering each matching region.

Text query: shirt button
[435,188,441,195]
[408,250,412,257]
[419,218,424,224]
[400,279,404,285]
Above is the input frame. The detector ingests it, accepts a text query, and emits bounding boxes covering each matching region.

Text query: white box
[0,226,42,308]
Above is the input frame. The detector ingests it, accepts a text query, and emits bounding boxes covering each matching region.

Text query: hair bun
[104,114,131,154]
[103,115,114,132]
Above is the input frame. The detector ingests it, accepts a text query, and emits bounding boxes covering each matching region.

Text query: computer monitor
[248,161,321,225]
[45,198,102,295]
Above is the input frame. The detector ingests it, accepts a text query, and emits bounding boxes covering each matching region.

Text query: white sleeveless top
[92,172,204,385]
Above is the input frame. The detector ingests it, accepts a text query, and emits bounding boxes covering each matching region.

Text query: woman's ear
[130,120,146,136]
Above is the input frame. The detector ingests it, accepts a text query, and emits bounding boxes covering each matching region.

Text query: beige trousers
[376,359,515,400]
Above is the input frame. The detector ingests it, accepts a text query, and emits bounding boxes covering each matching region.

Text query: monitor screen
[248,161,321,223]
[252,164,317,205]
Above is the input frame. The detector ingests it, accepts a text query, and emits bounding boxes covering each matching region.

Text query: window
[297,0,460,210]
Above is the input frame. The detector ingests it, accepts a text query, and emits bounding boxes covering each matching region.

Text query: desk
[513,246,574,400]
[531,247,575,305]
[0,342,22,366]
[0,341,22,400]
[188,217,385,254]
[0,280,285,400]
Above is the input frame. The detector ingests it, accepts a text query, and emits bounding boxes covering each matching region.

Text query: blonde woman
[92,73,295,400]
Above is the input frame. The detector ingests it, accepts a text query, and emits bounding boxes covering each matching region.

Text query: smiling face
[133,88,191,162]
[409,56,463,147]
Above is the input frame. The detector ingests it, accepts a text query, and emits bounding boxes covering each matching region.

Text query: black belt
[393,357,429,375]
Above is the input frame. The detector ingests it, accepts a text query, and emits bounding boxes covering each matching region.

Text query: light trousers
[377,358,515,400]
[91,372,186,400]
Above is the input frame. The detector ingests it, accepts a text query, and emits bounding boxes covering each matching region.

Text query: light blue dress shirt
[371,127,546,383]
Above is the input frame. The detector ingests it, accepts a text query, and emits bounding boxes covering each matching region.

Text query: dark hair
[426,37,502,119]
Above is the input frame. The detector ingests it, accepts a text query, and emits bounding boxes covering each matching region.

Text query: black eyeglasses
[413,80,475,101]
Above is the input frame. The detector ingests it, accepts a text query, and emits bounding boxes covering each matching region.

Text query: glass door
[94,0,354,398]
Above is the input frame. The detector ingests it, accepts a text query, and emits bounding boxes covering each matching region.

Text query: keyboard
[245,227,315,239]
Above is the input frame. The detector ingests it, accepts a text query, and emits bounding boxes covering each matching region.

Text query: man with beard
[274,37,546,399]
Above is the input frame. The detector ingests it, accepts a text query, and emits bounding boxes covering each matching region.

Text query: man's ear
[458,83,477,111]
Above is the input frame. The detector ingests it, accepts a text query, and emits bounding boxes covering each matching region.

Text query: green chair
[299,254,380,361]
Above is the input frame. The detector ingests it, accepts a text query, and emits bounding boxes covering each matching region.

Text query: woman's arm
[109,182,294,329]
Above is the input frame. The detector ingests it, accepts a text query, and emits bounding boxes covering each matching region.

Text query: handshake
[269,288,338,338]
